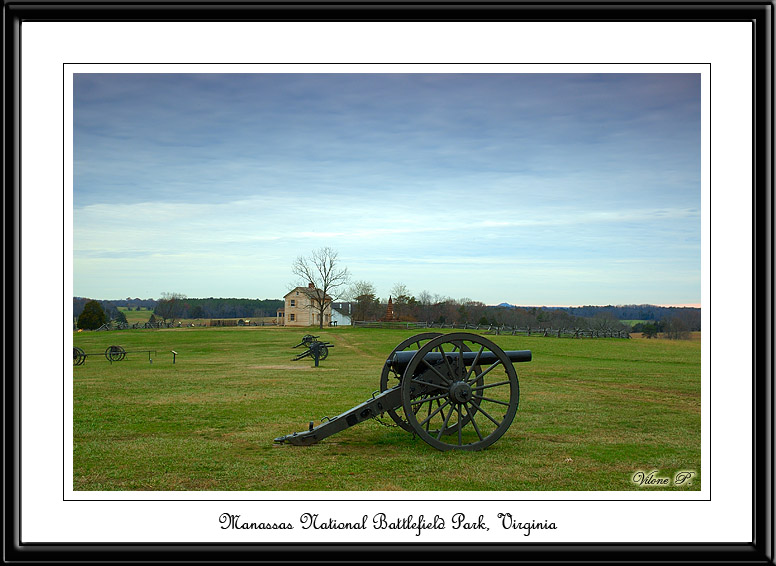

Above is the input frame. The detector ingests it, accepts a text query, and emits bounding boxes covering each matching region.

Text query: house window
[290,299,295,307]
[290,314,295,321]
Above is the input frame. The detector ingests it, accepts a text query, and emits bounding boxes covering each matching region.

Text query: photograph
[7,3,769,561]
[71,72,703,491]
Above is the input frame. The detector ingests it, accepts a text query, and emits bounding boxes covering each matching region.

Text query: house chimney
[308,282,315,289]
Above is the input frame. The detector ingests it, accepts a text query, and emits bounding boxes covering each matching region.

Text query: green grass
[73,327,701,491]
[117,307,154,324]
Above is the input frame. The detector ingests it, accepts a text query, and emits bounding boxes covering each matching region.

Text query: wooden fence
[351,321,630,338]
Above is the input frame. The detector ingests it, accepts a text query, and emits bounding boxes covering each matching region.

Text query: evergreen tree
[641,323,659,339]
[76,300,107,330]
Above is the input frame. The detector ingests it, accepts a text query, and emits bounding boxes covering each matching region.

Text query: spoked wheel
[73,347,86,366]
[317,345,329,360]
[380,332,443,432]
[381,332,483,434]
[400,333,520,451]
[104,345,126,362]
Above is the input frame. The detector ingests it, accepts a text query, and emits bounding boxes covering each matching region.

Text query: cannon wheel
[400,333,519,451]
[104,345,126,362]
[73,347,86,366]
[380,332,443,432]
[380,333,483,434]
[317,344,329,360]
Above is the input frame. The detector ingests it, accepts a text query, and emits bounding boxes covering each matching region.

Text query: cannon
[292,339,333,367]
[104,345,127,362]
[292,334,320,348]
[275,332,531,451]
[72,345,158,365]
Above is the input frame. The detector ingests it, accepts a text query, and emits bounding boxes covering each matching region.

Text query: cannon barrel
[388,349,531,376]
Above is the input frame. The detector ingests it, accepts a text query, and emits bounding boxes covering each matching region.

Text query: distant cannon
[292,339,333,367]
[275,332,531,451]
[105,345,127,362]
[292,334,319,348]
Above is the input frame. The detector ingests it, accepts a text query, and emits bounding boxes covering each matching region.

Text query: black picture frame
[4,2,772,563]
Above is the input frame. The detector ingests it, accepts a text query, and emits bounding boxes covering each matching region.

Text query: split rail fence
[351,321,630,338]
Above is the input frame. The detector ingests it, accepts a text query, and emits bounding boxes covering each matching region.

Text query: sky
[73,73,701,306]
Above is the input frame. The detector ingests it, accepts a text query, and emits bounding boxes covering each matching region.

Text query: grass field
[117,307,154,324]
[620,319,649,327]
[116,307,276,327]
[72,326,701,491]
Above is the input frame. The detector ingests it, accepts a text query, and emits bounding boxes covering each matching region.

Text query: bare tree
[389,282,410,300]
[589,312,625,336]
[458,298,486,326]
[346,280,380,321]
[291,247,350,329]
[155,291,186,325]
[416,290,438,323]
[389,282,416,320]
[664,317,691,340]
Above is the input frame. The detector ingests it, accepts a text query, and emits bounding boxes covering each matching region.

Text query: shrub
[76,300,107,330]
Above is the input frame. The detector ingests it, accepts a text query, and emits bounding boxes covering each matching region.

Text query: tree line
[159,296,283,320]
[74,295,284,328]
[73,290,699,335]
[341,280,700,333]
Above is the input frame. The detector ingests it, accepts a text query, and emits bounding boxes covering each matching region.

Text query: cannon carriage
[292,334,319,348]
[275,332,531,451]
[291,338,334,366]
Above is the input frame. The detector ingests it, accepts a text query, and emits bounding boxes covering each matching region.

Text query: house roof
[284,286,332,301]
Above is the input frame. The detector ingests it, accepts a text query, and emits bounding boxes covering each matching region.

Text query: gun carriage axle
[275,332,531,451]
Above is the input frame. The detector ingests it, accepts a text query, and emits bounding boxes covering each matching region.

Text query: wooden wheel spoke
[424,398,432,430]
[464,403,484,441]
[473,404,503,427]
[472,394,511,407]
[465,345,485,382]
[413,396,428,416]
[421,359,453,386]
[418,399,452,428]
[467,359,502,384]
[436,344,458,383]
[436,404,456,440]
[410,377,449,392]
[456,405,463,445]
[410,392,449,406]
[471,380,511,392]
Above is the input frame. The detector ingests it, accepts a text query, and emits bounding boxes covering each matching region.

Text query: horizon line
[76,295,701,310]
[500,303,701,309]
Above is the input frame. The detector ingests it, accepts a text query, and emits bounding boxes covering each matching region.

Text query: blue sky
[73,73,701,306]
